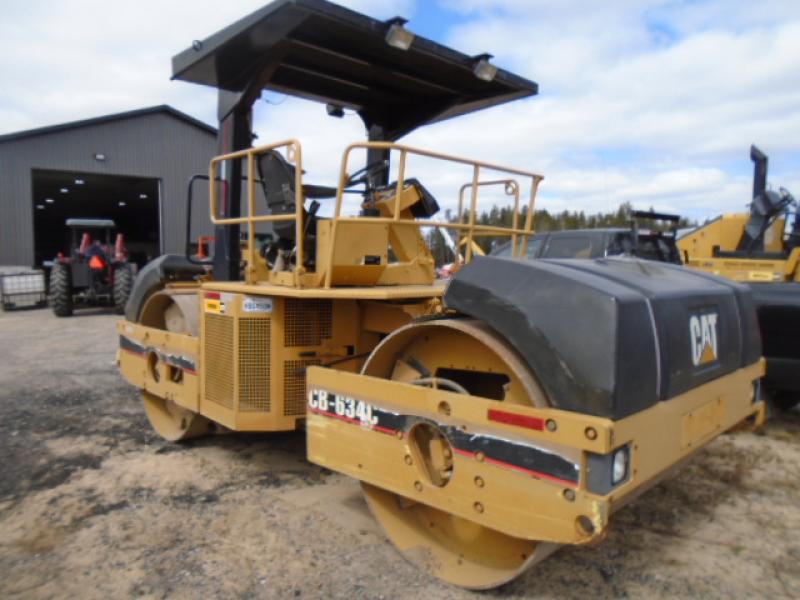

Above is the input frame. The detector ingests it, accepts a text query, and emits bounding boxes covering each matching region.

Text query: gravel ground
[1,306,799,599]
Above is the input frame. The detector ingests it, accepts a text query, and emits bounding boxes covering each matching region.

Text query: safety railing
[208,139,544,287]
[455,179,532,261]
[327,142,543,286]
[209,140,304,284]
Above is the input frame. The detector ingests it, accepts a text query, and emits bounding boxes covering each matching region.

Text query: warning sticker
[242,296,273,313]
[204,299,223,314]
[747,271,773,282]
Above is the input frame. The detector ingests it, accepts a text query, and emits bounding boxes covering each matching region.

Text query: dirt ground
[1,307,799,600]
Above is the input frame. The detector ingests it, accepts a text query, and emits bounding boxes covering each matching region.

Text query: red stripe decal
[373,424,400,437]
[487,408,544,431]
[204,292,221,300]
[453,447,577,488]
[484,456,578,488]
[121,346,196,375]
[307,406,397,436]
[309,404,574,486]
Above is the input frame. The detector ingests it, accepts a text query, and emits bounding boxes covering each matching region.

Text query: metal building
[0,105,216,267]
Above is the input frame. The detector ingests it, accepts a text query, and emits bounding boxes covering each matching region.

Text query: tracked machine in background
[679,146,800,408]
[117,0,766,588]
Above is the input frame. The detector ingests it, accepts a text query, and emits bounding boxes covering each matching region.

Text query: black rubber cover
[124,254,206,322]
[444,257,761,420]
[748,282,800,391]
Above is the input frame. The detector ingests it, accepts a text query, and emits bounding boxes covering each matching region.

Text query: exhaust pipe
[750,145,768,200]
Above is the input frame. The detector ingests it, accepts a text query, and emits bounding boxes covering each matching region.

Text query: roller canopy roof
[171,0,538,140]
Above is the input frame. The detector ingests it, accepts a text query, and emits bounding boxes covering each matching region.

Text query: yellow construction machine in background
[679,145,799,283]
[679,146,800,408]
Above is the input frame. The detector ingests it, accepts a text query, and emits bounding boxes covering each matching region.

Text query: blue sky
[404,1,464,39]
[1,0,799,222]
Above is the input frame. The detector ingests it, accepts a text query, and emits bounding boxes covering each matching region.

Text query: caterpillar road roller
[116,0,766,588]
[679,146,800,408]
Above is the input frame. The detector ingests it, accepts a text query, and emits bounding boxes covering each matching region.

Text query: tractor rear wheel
[113,263,134,314]
[359,318,559,589]
[49,263,73,317]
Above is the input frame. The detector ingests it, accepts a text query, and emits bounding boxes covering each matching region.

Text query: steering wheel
[344,159,389,188]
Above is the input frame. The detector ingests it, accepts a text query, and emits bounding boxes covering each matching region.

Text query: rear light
[612,447,629,485]
[586,444,631,494]
[752,380,761,404]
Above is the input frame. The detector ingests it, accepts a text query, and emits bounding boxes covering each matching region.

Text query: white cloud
[415,3,800,220]
[0,0,414,132]
[1,1,799,224]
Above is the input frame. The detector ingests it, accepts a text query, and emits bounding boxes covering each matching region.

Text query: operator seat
[257,151,337,242]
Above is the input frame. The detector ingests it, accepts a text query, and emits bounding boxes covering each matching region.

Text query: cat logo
[690,313,719,366]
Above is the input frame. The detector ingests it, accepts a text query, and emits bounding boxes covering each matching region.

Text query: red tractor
[49,219,135,317]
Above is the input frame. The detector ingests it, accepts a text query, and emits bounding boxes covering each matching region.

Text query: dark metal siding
[0,111,215,266]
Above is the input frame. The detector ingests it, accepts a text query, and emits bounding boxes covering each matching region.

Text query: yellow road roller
[116,0,765,588]
[679,145,800,408]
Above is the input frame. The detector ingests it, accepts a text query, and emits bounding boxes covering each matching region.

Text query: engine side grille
[238,317,271,412]
[284,299,332,347]
[283,359,321,416]
[204,314,234,408]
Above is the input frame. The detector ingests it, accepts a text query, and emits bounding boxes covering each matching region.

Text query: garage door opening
[32,169,160,267]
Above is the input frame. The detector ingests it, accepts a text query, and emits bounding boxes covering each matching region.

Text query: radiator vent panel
[239,317,271,412]
[284,299,332,347]
[204,314,234,408]
[284,359,320,416]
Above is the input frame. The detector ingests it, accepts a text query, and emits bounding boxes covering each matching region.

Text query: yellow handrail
[457,180,520,259]
[209,139,303,284]
[208,139,544,288]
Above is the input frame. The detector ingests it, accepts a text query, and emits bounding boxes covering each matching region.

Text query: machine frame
[116,0,766,588]
[118,138,543,433]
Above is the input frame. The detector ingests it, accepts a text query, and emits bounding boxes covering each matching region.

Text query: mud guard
[445,257,762,419]
[124,254,206,322]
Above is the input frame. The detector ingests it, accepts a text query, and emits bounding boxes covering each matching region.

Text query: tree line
[427,202,694,264]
